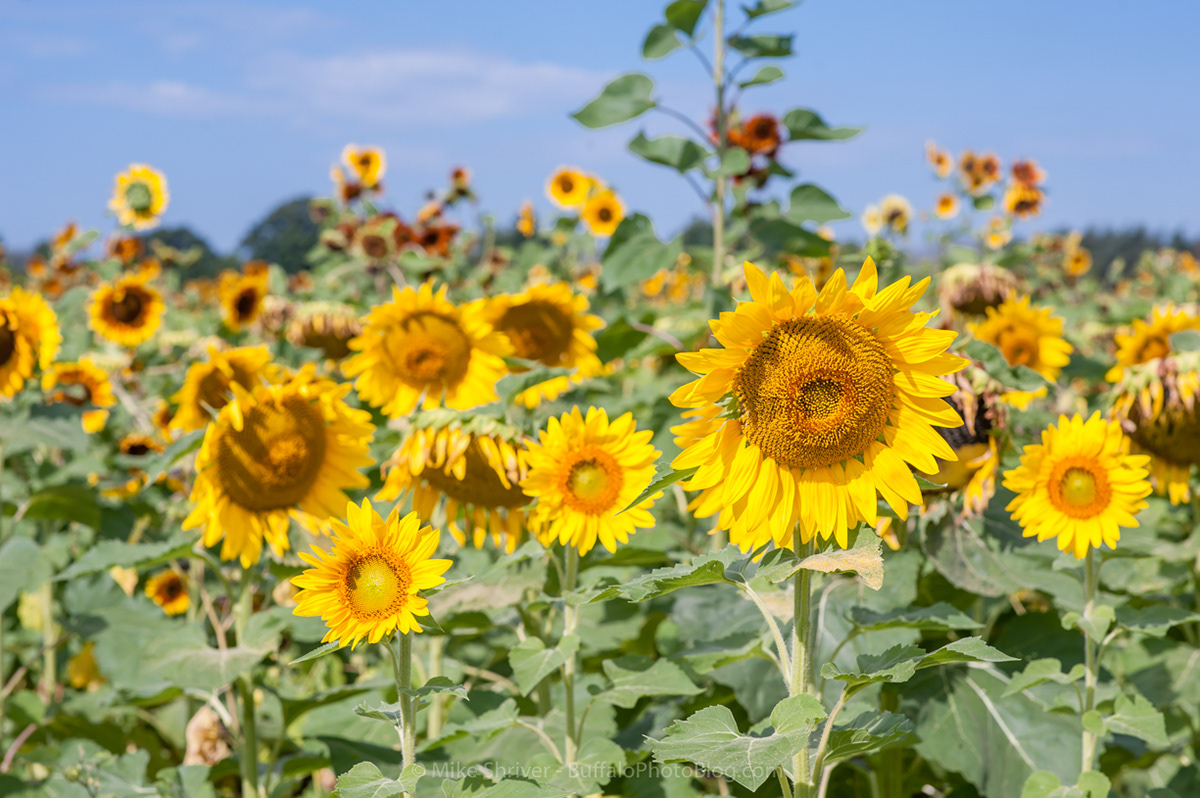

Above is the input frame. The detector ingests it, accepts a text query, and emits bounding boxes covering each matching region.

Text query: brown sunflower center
[559,448,623,515]
[734,314,895,469]
[995,327,1038,367]
[1129,395,1200,467]
[110,289,146,324]
[1047,457,1112,519]
[0,319,15,367]
[557,176,575,194]
[213,395,326,511]
[390,312,471,388]
[162,578,183,600]
[125,181,153,213]
[596,207,613,223]
[361,234,390,259]
[421,441,531,509]
[497,300,573,366]
[343,552,411,619]
[235,289,258,320]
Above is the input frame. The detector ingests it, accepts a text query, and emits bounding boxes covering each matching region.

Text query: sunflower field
[2,3,1200,798]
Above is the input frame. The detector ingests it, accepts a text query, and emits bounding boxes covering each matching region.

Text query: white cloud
[50,79,266,118]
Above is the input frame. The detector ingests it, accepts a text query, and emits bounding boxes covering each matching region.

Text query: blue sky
[2,0,1198,252]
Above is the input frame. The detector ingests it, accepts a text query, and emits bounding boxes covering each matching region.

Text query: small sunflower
[291,499,453,648]
[342,144,386,189]
[285,302,363,360]
[378,414,531,553]
[1113,353,1200,504]
[958,151,986,193]
[67,643,104,690]
[109,236,144,265]
[730,113,782,155]
[42,360,116,433]
[219,268,269,332]
[1064,247,1093,278]
[984,217,1012,250]
[861,205,883,236]
[1003,183,1044,219]
[522,407,660,555]
[517,201,536,238]
[170,346,273,433]
[971,296,1073,382]
[119,433,163,457]
[925,141,953,178]
[90,270,164,347]
[145,570,190,616]
[1105,304,1200,382]
[1003,412,1151,559]
[671,259,967,550]
[344,282,510,418]
[934,193,960,220]
[1011,159,1046,186]
[486,282,605,408]
[880,195,913,234]
[919,374,1006,517]
[581,190,624,237]
[546,167,593,208]
[183,367,375,567]
[109,164,169,230]
[0,288,60,400]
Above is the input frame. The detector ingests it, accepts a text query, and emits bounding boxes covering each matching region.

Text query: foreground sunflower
[523,406,660,555]
[109,164,169,230]
[292,499,452,648]
[970,296,1073,408]
[1105,304,1200,382]
[89,270,164,347]
[378,414,531,553]
[1003,412,1151,558]
[671,259,966,550]
[0,288,60,399]
[42,360,116,433]
[344,282,510,417]
[219,268,269,332]
[546,167,592,208]
[183,367,375,567]
[170,346,272,432]
[581,190,624,237]
[145,570,189,616]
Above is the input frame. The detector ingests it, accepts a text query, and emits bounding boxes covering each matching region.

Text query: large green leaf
[787,184,851,223]
[782,108,862,141]
[0,537,51,612]
[850,603,983,633]
[628,133,709,173]
[965,339,1050,392]
[600,214,683,291]
[597,655,702,707]
[1115,604,1200,636]
[749,218,833,257]
[509,636,579,695]
[23,483,100,528]
[642,25,682,59]
[334,762,424,798]
[821,711,917,767]
[572,74,656,129]
[589,548,741,602]
[824,638,1015,690]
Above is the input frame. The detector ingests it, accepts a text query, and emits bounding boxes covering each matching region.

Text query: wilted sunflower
[1011,159,1046,186]
[1004,412,1151,558]
[523,406,660,555]
[344,282,510,417]
[547,167,592,208]
[486,282,605,408]
[378,415,531,553]
[1003,183,1044,219]
[145,570,189,616]
[671,259,966,550]
[1113,353,1200,504]
[171,345,273,432]
[342,144,386,189]
[937,262,1021,320]
[517,201,536,238]
[1064,247,1093,278]
[730,113,782,155]
[934,193,960,220]
[285,302,363,360]
[1105,304,1200,382]
[42,360,116,433]
[581,189,624,237]
[925,141,953,178]
[0,288,60,399]
[183,367,375,567]
[291,499,453,648]
[919,373,1006,517]
[219,268,269,332]
[109,164,169,230]
[90,270,164,347]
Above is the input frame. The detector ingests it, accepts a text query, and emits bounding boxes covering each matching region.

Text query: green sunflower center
[1048,457,1111,519]
[344,552,410,618]
[125,181,154,213]
[560,448,623,515]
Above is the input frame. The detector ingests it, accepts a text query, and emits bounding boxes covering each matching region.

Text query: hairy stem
[426,635,445,741]
[396,633,417,779]
[561,546,580,769]
[791,529,816,796]
[1081,549,1099,772]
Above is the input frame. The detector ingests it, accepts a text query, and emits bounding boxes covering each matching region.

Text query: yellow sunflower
[109,164,169,230]
[219,269,269,332]
[378,415,531,553]
[1003,412,1152,559]
[671,259,967,551]
[1065,247,1093,278]
[925,141,953,178]
[517,200,536,238]
[546,167,593,208]
[880,194,913,234]
[934,193,960,220]
[285,302,363,360]
[937,262,1021,321]
[486,282,605,408]
[183,366,375,567]
[0,287,60,400]
[581,190,624,237]
[971,295,1073,382]
[42,360,116,433]
[170,346,273,433]
[292,499,453,648]
[918,375,1006,517]
[344,282,510,418]
[145,570,190,616]
[522,406,660,555]
[1105,304,1200,382]
[90,270,164,347]
[1003,183,1044,219]
[342,144,386,189]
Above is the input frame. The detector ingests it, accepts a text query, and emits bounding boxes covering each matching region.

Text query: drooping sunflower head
[344,282,511,418]
[1105,304,1200,383]
[970,295,1073,381]
[183,366,376,567]
[89,271,164,347]
[342,144,386,189]
[292,499,453,648]
[145,570,189,616]
[522,406,661,556]
[517,201,536,238]
[925,141,953,178]
[1003,412,1151,559]
[671,259,967,551]
[919,372,1007,517]
[879,194,913,234]
[937,262,1021,321]
[581,190,624,237]
[546,167,593,208]
[285,301,363,360]
[934,193,960,220]
[170,345,272,432]
[1003,183,1044,219]
[219,268,270,332]
[486,282,605,408]
[378,413,531,553]
[109,164,169,230]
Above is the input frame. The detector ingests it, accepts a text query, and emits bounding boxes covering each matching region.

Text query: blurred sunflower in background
[971,296,1073,408]
[581,189,624,236]
[879,194,913,234]
[1003,183,1044,219]
[1105,304,1200,382]
[90,270,164,347]
[109,164,169,230]
[145,570,189,616]
[285,302,363,360]
[546,167,592,208]
[1011,159,1046,186]
[184,366,375,567]
[919,371,1007,517]
[934,193,960,220]
[517,201,536,238]
[0,287,60,399]
[42,360,116,433]
[925,141,953,178]
[219,265,270,332]
[729,112,782,155]
[1065,246,1093,278]
[938,262,1021,321]
[342,144,386,189]
[170,345,272,432]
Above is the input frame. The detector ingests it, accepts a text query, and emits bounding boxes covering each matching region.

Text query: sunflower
[1003,412,1151,559]
[90,270,164,347]
[67,642,104,690]
[219,268,269,332]
[671,259,966,550]
[285,302,363,360]
[1065,247,1093,278]
[1011,159,1046,186]
[183,366,375,567]
[581,190,624,237]
[517,201,536,238]
[170,345,273,433]
[0,287,60,399]
[119,433,163,457]
[42,360,116,433]
[938,263,1021,320]
[925,141,953,178]
[934,193,959,220]
[342,144,386,189]
[1003,183,1044,219]
[1105,304,1200,382]
[971,296,1072,409]
[861,205,883,236]
[546,167,592,208]
[109,164,169,230]
[919,374,1006,517]
[344,282,510,418]
[378,415,531,553]
[109,236,144,265]
[958,151,986,193]
[522,407,660,555]
[978,153,1002,183]
[730,113,782,155]
[984,217,1012,250]
[145,570,190,616]
[486,282,605,408]
[879,195,913,234]
[291,499,453,648]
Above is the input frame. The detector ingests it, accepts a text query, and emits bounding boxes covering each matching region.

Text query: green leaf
[1170,329,1200,352]
[916,637,1017,669]
[796,534,884,590]
[739,64,784,88]
[748,218,833,257]
[742,0,795,19]
[629,132,709,173]
[589,548,741,602]
[23,483,100,528]
[851,603,983,633]
[290,641,342,666]
[598,655,703,707]
[642,25,682,59]
[600,213,683,292]
[666,0,707,35]
[1064,604,1115,642]
[728,34,793,58]
[572,73,656,129]
[711,147,751,178]
[1115,604,1200,636]
[497,367,572,405]
[0,414,89,454]
[782,108,862,141]
[0,537,51,612]
[546,738,625,796]
[334,762,424,798]
[619,465,696,514]
[1021,770,1112,798]
[973,194,996,211]
[139,429,203,484]
[786,184,851,223]
[508,635,579,696]
[822,645,923,689]
[1107,693,1168,747]
[55,538,192,581]
[965,338,1050,392]
[821,711,917,767]
[649,694,826,791]
[355,678,469,723]
[1003,658,1086,697]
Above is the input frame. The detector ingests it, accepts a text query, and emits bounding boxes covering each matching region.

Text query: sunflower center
[560,448,623,515]
[597,207,613,223]
[125,181,153,213]
[1138,336,1170,363]
[996,328,1037,367]
[361,234,389,259]
[497,300,573,366]
[391,312,471,388]
[1048,457,1112,519]
[1129,398,1200,467]
[734,314,895,469]
[163,578,183,600]
[343,552,411,619]
[196,361,258,413]
[235,289,258,320]
[213,396,327,511]
[558,176,575,194]
[110,289,145,324]
[0,320,14,366]
[422,442,531,509]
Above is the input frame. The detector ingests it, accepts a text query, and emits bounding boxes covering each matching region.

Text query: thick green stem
[877,687,903,798]
[40,580,55,701]
[426,636,445,741]
[1081,549,1099,772]
[710,0,727,285]
[396,634,416,775]
[235,569,259,798]
[791,529,816,796]
[561,546,580,768]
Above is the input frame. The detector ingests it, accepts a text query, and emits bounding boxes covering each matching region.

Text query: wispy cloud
[48,79,267,118]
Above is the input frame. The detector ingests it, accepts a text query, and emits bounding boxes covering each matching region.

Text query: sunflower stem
[39,579,55,703]
[234,567,259,798]
[1081,549,1100,773]
[426,635,445,740]
[710,0,727,286]
[791,529,816,796]
[395,633,417,782]
[561,545,580,770]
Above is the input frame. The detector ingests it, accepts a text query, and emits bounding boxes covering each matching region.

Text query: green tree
[238,196,320,274]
